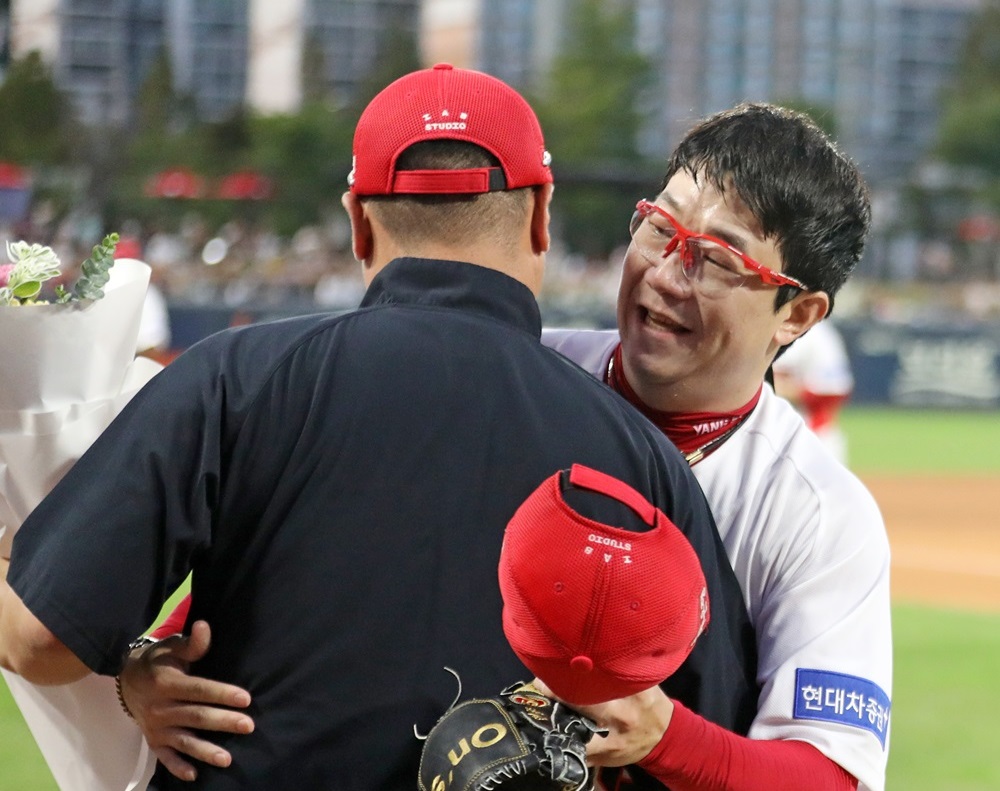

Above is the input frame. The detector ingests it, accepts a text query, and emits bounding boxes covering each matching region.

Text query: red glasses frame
[632,200,808,290]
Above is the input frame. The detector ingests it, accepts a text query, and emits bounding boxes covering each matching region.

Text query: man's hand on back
[119,620,255,782]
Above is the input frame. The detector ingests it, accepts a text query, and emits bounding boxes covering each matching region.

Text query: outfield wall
[165,305,1000,409]
[837,318,1000,408]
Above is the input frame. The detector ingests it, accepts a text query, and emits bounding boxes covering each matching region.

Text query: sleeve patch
[794,668,891,748]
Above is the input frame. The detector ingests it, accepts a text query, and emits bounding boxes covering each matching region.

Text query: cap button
[570,655,594,672]
[433,63,454,71]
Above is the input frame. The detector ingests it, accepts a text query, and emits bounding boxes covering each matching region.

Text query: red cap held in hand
[499,464,710,705]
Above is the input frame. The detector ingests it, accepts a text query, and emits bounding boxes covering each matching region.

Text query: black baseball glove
[417,681,606,791]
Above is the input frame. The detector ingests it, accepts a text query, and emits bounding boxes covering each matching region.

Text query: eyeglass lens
[630,210,748,295]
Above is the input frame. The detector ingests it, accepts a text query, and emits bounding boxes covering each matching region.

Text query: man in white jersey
[540,103,891,791]
[116,103,891,791]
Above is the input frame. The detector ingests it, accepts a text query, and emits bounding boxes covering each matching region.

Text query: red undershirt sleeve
[636,700,858,791]
[149,593,192,640]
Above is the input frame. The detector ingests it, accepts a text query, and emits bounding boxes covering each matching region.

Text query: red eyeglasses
[629,199,808,296]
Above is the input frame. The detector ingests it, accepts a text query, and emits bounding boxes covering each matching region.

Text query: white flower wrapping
[1,258,162,790]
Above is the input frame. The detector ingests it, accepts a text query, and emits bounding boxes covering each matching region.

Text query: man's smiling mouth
[642,307,688,334]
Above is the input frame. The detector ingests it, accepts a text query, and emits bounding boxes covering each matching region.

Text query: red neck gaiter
[605,344,760,463]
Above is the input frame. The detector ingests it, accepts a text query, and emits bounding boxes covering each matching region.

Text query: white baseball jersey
[543,328,892,791]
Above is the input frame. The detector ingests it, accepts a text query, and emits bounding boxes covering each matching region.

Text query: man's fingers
[157,702,255,735]
[154,621,211,666]
[171,674,252,709]
[530,676,605,719]
[131,647,251,708]
[183,620,213,663]
[169,727,235,767]
[190,675,251,708]
[531,678,554,698]
[151,730,235,781]
[152,744,199,783]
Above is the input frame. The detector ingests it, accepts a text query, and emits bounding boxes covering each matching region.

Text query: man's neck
[628,375,763,416]
[367,244,542,296]
[606,345,762,462]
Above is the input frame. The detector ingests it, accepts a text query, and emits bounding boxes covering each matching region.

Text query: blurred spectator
[772,319,854,464]
[314,252,365,308]
[115,232,143,261]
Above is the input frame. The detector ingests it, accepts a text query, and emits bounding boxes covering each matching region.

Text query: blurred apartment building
[3,0,984,185]
[6,0,421,124]
[472,0,984,185]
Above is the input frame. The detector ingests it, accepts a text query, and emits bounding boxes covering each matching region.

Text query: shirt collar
[360,257,542,338]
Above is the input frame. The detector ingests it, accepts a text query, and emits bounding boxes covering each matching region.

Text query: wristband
[115,636,158,719]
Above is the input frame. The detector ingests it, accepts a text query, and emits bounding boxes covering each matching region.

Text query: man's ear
[776,290,830,347]
[529,183,553,255]
[341,191,373,263]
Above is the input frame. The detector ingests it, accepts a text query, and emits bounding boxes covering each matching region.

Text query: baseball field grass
[1,406,998,790]
[0,684,57,790]
[842,407,1000,473]
[888,604,1000,791]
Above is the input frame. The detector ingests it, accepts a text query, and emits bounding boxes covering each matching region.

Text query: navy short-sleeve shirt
[11,258,756,790]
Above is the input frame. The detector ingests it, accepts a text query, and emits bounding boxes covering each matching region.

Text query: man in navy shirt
[0,65,755,790]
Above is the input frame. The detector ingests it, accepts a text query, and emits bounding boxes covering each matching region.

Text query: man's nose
[645,239,694,294]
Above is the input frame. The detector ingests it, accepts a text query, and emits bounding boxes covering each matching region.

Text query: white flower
[0,241,63,305]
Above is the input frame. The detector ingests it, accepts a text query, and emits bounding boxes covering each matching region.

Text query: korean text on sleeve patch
[794,668,891,747]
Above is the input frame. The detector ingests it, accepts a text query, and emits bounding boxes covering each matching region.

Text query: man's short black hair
[663,102,871,315]
[365,141,532,251]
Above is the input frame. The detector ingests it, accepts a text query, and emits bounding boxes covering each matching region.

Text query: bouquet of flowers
[1,233,161,791]
[0,232,117,306]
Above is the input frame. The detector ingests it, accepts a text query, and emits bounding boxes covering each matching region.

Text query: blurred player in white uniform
[773,318,854,463]
[114,104,892,791]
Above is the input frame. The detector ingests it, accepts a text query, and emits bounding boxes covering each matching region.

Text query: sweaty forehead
[658,172,765,246]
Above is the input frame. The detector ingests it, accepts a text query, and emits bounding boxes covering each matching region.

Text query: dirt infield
[862,475,1000,613]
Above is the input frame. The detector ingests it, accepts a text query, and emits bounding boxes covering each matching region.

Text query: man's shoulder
[728,389,886,539]
[541,327,619,378]
[148,312,359,410]
[180,311,355,364]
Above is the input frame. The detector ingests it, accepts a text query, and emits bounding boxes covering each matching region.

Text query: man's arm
[0,574,90,684]
[565,684,857,791]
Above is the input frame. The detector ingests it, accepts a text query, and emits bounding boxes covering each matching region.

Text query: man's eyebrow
[660,193,682,213]
[658,192,754,252]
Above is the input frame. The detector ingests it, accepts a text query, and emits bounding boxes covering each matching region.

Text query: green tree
[107,51,204,227]
[0,51,84,223]
[0,51,74,165]
[530,0,653,259]
[350,17,422,117]
[934,0,1000,207]
[126,50,200,166]
[248,101,354,236]
[774,98,837,138]
[134,49,177,134]
[301,33,331,106]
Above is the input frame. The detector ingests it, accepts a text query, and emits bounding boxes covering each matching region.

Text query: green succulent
[56,233,120,303]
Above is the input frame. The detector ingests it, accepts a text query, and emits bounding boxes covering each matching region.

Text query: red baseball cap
[499,464,710,706]
[348,62,553,196]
